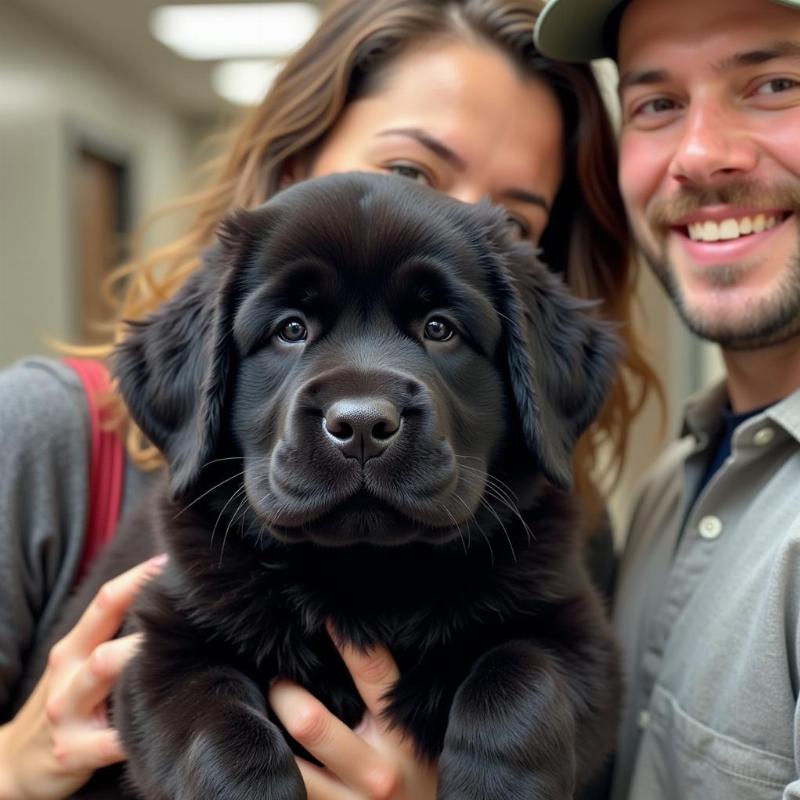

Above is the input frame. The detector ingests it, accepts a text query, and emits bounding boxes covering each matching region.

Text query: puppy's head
[114,173,618,546]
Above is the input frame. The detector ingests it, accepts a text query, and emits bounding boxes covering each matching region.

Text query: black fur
[54,174,621,798]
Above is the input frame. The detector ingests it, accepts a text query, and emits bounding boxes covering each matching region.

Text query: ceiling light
[150,3,319,60]
[212,59,284,106]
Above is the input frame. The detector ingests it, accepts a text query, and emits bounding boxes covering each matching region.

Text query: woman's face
[305,39,565,244]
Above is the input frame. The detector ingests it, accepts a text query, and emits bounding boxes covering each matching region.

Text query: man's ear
[112,207,270,498]
[487,234,621,490]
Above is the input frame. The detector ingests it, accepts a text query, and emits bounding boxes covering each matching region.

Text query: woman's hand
[269,638,438,800]
[0,556,166,800]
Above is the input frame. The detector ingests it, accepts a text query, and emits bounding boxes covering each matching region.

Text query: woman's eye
[277,318,307,343]
[388,163,431,186]
[755,77,800,95]
[424,318,455,342]
[504,215,531,241]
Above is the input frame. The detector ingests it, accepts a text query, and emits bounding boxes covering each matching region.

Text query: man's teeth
[687,214,780,242]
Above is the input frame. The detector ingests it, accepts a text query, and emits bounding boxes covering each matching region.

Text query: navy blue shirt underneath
[693,403,770,505]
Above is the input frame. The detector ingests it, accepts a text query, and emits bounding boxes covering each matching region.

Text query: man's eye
[634,96,678,116]
[424,317,455,342]
[388,163,431,186]
[277,318,307,343]
[755,77,800,95]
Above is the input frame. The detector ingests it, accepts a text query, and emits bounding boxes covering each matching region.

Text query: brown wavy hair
[88,0,662,525]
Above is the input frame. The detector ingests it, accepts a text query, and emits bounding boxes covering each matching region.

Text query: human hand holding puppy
[271,639,438,800]
[0,559,162,800]
[0,553,430,800]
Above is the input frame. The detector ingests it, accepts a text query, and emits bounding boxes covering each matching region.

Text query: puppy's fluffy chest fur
[148,485,578,676]
[127,482,587,764]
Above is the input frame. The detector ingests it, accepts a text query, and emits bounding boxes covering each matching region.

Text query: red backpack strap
[64,358,125,584]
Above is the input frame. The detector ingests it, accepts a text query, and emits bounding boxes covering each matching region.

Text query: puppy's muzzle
[254,367,465,541]
[323,398,401,464]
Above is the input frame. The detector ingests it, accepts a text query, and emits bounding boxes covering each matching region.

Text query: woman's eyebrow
[377,127,467,170]
[377,128,550,212]
[502,187,550,214]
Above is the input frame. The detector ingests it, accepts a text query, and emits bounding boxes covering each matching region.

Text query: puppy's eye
[277,318,307,343]
[424,318,454,342]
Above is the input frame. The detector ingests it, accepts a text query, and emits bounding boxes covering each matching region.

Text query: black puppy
[65,173,620,798]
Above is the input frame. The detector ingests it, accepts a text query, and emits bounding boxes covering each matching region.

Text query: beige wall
[0,2,197,365]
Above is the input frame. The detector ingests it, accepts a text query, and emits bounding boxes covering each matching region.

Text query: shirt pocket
[628,685,795,800]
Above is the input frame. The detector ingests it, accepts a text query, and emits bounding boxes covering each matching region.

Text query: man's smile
[665,207,797,267]
[680,209,792,242]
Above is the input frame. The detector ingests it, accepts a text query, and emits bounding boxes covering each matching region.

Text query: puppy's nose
[323,399,401,463]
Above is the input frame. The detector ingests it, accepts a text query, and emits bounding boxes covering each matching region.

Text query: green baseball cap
[534,0,800,63]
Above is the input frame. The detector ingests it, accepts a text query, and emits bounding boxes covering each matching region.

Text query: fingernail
[149,553,168,569]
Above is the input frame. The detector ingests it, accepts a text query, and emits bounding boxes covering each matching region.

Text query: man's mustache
[647,181,800,232]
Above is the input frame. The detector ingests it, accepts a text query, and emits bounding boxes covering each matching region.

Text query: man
[536,0,800,798]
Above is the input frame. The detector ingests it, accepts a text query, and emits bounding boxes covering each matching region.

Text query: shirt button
[753,427,775,446]
[698,515,723,540]
[637,709,651,729]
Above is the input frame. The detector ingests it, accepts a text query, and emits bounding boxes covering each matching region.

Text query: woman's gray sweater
[0,358,155,720]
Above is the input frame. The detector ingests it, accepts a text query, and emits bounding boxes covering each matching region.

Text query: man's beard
[642,181,800,350]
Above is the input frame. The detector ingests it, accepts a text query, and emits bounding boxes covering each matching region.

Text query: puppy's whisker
[449,490,474,522]
[477,494,517,563]
[252,517,270,550]
[175,470,246,518]
[238,499,250,541]
[441,504,468,554]
[198,455,248,469]
[454,460,535,544]
[484,473,524,507]
[455,461,519,507]
[451,491,492,565]
[210,485,246,554]
[479,480,534,544]
[483,477,535,544]
[453,469,532,555]
[453,457,520,504]
[219,491,251,567]
[476,525,495,566]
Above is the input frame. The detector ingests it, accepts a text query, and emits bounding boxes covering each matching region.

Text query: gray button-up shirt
[612,381,800,800]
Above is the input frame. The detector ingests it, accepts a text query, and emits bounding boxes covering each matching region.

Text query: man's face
[618,0,800,349]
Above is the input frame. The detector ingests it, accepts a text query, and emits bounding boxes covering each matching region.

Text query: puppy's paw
[437,744,574,800]
[175,719,306,800]
[437,642,578,800]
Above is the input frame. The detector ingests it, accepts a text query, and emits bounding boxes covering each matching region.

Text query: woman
[0,0,659,797]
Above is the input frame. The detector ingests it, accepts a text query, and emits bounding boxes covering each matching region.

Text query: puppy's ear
[112,207,269,498]
[491,239,620,490]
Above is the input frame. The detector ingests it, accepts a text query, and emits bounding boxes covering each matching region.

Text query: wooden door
[76,150,128,344]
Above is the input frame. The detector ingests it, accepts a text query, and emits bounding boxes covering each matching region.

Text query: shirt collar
[681,379,800,445]
[682,380,729,441]
[767,386,800,444]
